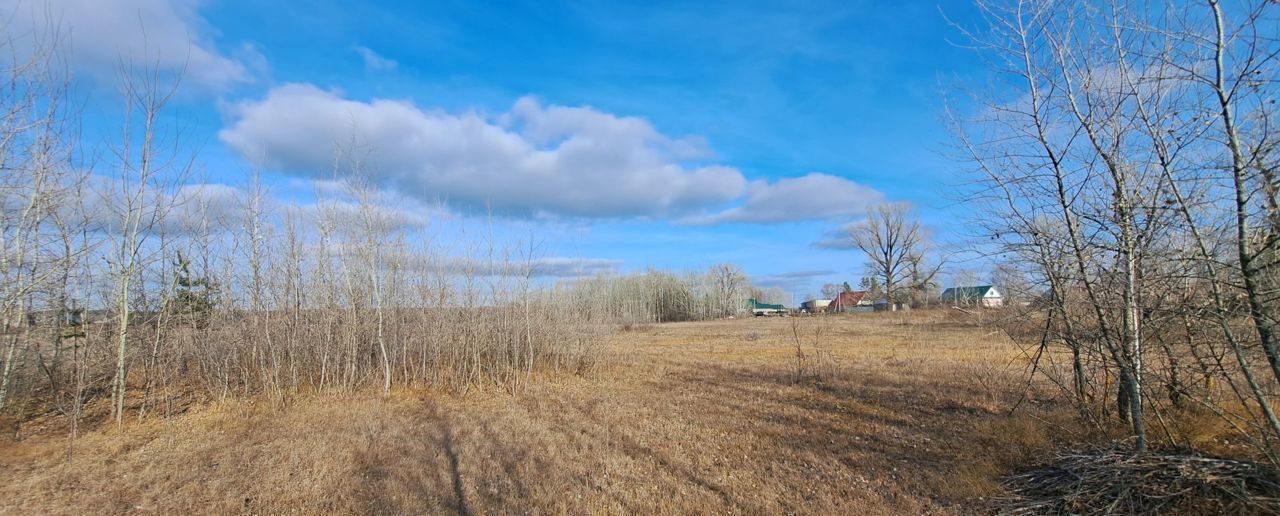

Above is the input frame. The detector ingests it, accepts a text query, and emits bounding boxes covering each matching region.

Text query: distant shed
[800,299,831,313]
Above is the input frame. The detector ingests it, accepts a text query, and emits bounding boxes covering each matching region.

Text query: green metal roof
[746,298,785,311]
[941,286,995,301]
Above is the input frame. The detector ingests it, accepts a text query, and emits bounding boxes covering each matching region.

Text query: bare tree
[0,17,80,412]
[103,61,191,425]
[990,261,1034,306]
[820,283,842,299]
[848,203,934,309]
[708,263,748,317]
[950,0,1280,457]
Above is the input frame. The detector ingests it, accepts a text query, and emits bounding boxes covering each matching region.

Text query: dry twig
[999,443,1280,515]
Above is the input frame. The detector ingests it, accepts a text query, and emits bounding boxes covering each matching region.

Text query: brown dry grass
[0,311,1078,514]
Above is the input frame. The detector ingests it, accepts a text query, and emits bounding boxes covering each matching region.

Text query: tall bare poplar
[104,61,191,425]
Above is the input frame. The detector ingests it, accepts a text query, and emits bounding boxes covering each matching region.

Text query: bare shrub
[952,0,1280,461]
[787,317,835,383]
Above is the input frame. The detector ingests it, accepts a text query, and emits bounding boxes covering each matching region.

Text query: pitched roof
[941,285,997,301]
[830,290,866,307]
[747,298,785,311]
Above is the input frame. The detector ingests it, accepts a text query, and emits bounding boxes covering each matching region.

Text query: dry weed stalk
[787,317,834,383]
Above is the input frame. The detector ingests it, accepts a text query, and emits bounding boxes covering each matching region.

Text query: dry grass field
[0,312,1078,514]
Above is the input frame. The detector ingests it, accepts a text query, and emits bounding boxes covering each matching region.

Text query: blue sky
[9,0,992,302]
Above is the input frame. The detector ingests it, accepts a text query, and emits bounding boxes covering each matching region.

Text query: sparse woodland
[0,26,790,435]
[951,0,1280,465]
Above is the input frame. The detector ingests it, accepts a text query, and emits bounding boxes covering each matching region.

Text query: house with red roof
[828,291,870,313]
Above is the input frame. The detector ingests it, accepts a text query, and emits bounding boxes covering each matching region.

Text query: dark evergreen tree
[168,251,218,328]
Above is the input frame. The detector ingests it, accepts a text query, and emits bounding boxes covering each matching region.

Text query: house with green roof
[746,298,786,316]
[940,285,1004,308]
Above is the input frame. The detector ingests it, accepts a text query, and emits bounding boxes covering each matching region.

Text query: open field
[0,312,1075,514]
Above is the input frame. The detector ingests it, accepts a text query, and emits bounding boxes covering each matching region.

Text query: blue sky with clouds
[8,0,992,301]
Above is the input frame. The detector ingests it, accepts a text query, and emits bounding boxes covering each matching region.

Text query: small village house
[746,298,786,316]
[828,291,871,313]
[940,285,1004,308]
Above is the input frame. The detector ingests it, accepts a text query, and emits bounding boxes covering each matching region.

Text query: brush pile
[998,445,1280,515]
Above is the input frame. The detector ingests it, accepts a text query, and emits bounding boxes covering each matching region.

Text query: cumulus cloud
[353,45,398,71]
[5,0,256,90]
[219,84,885,223]
[681,173,883,225]
[219,85,747,219]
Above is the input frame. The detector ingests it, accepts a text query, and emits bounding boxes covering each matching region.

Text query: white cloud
[218,85,887,223]
[353,45,398,71]
[5,0,255,90]
[219,84,749,219]
[681,173,883,225]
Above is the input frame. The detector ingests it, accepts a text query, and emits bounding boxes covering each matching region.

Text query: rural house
[941,285,1004,308]
[828,291,871,313]
[746,298,786,316]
